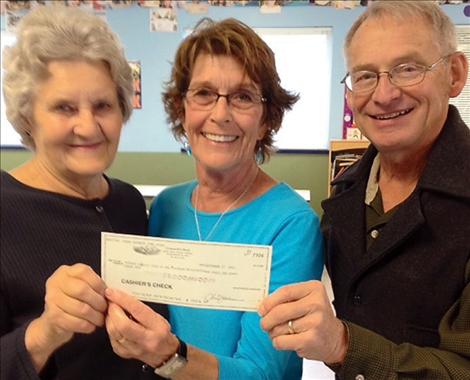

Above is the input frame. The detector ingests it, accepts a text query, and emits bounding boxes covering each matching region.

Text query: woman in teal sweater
[105,18,323,380]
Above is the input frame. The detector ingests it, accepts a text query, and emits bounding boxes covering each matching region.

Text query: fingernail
[105,288,113,297]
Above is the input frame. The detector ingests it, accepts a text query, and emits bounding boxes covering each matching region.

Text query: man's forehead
[346,16,439,68]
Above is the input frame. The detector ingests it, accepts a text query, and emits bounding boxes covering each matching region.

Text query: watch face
[154,354,188,378]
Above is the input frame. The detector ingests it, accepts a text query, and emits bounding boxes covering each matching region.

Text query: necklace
[193,169,259,241]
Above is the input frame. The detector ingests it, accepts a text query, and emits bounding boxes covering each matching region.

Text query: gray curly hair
[2,5,133,150]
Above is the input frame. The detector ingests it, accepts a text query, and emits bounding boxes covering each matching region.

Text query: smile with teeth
[372,108,413,120]
[203,132,238,143]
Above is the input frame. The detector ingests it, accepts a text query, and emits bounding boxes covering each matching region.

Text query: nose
[74,108,101,136]
[371,73,401,104]
[210,95,233,124]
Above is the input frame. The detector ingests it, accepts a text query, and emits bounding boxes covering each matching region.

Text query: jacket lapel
[323,179,368,273]
[352,192,425,282]
[323,105,469,282]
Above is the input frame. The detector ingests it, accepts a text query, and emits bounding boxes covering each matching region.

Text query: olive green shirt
[340,262,470,379]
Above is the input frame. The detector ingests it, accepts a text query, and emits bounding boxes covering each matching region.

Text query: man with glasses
[260,1,469,379]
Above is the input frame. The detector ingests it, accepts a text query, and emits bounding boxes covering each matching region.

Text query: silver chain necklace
[193,169,259,241]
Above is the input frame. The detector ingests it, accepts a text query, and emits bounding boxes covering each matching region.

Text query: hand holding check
[105,288,179,369]
[258,280,349,365]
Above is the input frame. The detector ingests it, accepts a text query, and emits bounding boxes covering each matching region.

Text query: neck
[194,164,260,213]
[379,146,430,184]
[11,159,108,200]
[378,148,430,212]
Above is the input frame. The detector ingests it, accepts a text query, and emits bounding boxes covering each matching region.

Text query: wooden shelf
[328,139,370,196]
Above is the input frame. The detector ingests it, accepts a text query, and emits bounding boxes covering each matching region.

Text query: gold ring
[288,320,296,334]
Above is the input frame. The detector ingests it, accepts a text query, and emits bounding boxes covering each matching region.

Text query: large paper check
[101,232,272,312]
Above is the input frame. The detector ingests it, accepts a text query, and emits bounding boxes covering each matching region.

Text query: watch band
[142,337,188,379]
[175,336,188,359]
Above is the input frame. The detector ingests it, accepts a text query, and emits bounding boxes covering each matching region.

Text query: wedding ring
[287,319,296,335]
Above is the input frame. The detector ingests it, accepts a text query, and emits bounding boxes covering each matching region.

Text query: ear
[345,89,353,110]
[257,123,268,141]
[178,98,187,132]
[448,52,468,98]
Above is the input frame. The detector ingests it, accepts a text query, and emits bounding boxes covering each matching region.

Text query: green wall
[0,150,328,215]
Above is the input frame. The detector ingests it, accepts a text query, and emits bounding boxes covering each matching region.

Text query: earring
[255,145,264,165]
[182,139,192,156]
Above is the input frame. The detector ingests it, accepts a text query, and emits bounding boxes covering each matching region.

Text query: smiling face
[345,16,458,156]
[31,60,123,183]
[182,54,266,176]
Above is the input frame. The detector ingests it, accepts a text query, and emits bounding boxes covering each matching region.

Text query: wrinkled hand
[259,280,348,364]
[25,264,107,370]
[105,288,179,368]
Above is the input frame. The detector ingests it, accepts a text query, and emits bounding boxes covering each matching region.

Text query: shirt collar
[365,153,381,205]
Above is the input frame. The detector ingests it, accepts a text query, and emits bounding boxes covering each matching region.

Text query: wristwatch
[153,337,188,378]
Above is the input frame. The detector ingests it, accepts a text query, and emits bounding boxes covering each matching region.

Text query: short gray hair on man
[344,0,457,63]
[2,5,133,150]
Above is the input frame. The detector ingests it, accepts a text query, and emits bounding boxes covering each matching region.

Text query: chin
[66,165,107,179]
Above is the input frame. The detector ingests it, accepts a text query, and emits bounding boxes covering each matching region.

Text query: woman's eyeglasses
[185,88,266,111]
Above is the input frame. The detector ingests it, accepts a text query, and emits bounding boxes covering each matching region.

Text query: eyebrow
[349,53,427,72]
[188,81,260,93]
[49,90,117,101]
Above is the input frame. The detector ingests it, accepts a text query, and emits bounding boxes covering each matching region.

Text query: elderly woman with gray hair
[0,6,167,380]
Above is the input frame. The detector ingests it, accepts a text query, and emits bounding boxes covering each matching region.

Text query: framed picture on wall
[129,61,142,109]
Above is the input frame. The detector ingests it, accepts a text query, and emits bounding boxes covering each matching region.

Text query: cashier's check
[101,232,272,312]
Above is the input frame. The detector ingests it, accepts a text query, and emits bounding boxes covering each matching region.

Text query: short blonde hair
[2,5,133,150]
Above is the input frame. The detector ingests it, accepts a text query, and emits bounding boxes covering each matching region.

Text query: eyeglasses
[341,55,452,94]
[185,87,266,111]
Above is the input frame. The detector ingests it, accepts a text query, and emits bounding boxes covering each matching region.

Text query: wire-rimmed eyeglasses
[341,54,452,94]
[185,87,266,111]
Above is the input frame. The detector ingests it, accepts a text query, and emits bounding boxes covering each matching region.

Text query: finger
[107,301,137,331]
[67,264,107,295]
[269,314,312,339]
[260,281,325,332]
[107,318,133,348]
[106,301,150,343]
[272,331,306,353]
[106,302,170,361]
[51,265,107,313]
[271,325,340,362]
[259,280,319,317]
[270,307,346,363]
[105,308,136,356]
[46,291,105,328]
[269,319,295,339]
[105,288,168,331]
[51,278,108,316]
[107,300,176,363]
[44,303,98,335]
[108,334,135,359]
[114,333,143,352]
[260,298,308,333]
[105,310,122,341]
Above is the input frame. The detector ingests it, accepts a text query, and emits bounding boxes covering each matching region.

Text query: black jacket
[321,105,470,379]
